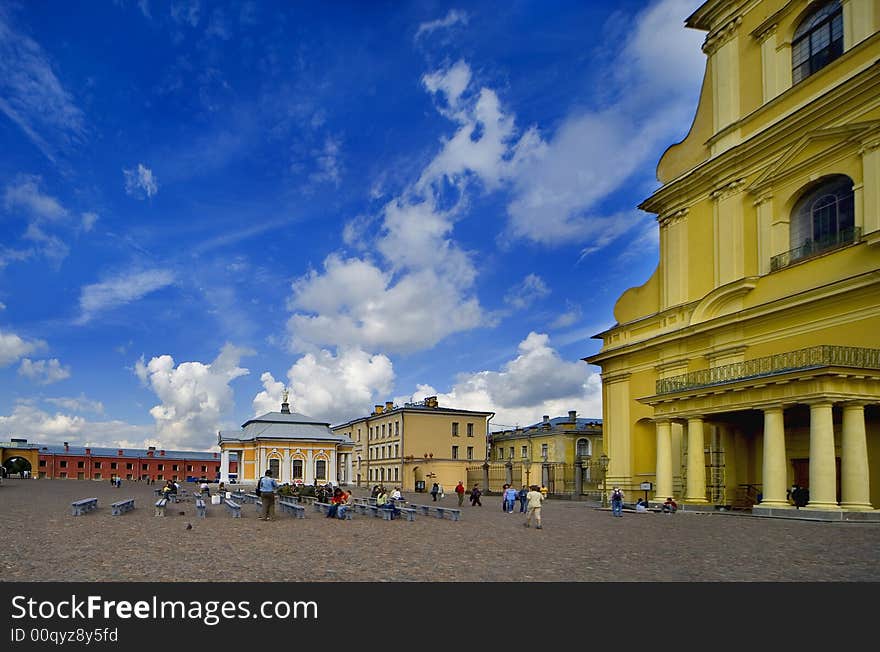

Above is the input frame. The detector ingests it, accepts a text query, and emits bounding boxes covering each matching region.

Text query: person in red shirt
[454,481,466,506]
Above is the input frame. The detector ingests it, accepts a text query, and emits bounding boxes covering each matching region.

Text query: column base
[805,502,841,511]
[756,501,793,508]
[683,498,709,504]
[838,502,874,511]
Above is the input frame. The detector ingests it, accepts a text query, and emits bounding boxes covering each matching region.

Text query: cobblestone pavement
[2,479,878,582]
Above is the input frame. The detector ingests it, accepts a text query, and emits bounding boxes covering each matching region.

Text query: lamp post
[599,453,609,508]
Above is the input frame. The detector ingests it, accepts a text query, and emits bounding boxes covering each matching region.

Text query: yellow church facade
[587,0,880,517]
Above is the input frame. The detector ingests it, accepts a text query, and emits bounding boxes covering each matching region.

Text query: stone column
[655,418,674,501]
[219,449,230,484]
[346,453,353,486]
[760,406,789,507]
[840,402,872,510]
[281,449,290,484]
[258,447,267,483]
[305,450,314,485]
[719,424,738,506]
[685,417,708,503]
[806,402,840,510]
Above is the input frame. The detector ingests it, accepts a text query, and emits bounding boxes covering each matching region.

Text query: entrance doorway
[791,457,841,502]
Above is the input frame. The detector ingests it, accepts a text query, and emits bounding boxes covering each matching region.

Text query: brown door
[791,457,842,502]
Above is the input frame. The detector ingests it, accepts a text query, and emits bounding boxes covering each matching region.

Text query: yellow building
[330,396,494,494]
[487,412,603,497]
[218,393,355,487]
[586,0,880,518]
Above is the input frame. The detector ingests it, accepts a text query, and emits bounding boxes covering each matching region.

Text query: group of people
[610,486,678,516]
[500,484,529,513]
[108,476,123,488]
[325,487,355,519]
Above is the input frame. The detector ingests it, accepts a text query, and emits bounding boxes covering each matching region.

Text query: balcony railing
[770,226,861,271]
[656,345,880,395]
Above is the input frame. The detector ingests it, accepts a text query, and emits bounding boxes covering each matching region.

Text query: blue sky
[0,0,705,451]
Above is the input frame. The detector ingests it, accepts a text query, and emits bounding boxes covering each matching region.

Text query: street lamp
[599,453,609,508]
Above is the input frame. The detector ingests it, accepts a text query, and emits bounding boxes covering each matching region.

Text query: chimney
[64,442,69,452]
[118,449,124,456]
[569,410,577,423]
[213,452,218,458]
[385,401,394,411]
[85,447,91,455]
[160,450,165,456]
[424,396,438,408]
[375,404,384,414]
[147,447,155,457]
[543,415,550,424]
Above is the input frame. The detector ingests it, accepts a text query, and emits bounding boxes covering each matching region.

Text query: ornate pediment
[749,121,880,194]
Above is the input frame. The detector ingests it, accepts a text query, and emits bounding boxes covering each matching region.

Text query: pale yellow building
[218,394,355,487]
[587,0,880,518]
[331,396,494,494]
[486,412,603,497]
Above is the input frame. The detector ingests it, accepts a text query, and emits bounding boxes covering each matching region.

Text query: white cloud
[81,211,98,232]
[45,394,105,414]
[254,348,394,424]
[0,329,46,367]
[18,358,71,385]
[415,9,468,41]
[0,399,152,447]
[123,163,159,199]
[77,268,175,324]
[550,303,582,329]
[3,176,67,220]
[400,332,602,426]
[0,11,86,162]
[307,136,342,187]
[135,343,252,449]
[504,274,550,310]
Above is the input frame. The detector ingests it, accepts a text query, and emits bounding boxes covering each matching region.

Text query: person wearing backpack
[610,486,624,517]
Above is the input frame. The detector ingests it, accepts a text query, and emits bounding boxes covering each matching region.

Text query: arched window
[315,459,326,480]
[292,459,303,480]
[792,1,843,84]
[789,174,855,261]
[576,438,591,457]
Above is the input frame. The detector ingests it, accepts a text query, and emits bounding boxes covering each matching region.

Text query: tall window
[466,446,473,460]
[269,458,280,479]
[789,174,855,261]
[792,1,843,84]
[315,460,326,480]
[521,445,528,458]
[577,438,591,457]
[452,446,459,460]
[466,423,474,437]
[292,459,303,480]
[452,422,459,436]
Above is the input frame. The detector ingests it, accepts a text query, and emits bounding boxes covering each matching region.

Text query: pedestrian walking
[469,484,482,506]
[257,469,278,521]
[455,481,466,506]
[518,485,528,513]
[504,484,518,514]
[523,485,544,529]
[430,482,439,502]
[610,486,624,517]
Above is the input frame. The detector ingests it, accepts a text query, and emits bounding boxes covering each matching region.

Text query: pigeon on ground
[185,523,192,530]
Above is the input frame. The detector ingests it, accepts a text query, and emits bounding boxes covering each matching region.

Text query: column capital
[840,400,869,409]
[805,399,835,409]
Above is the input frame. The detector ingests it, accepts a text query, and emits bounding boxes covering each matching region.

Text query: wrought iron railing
[656,345,880,394]
[770,226,861,271]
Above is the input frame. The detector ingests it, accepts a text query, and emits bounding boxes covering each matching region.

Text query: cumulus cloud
[81,211,98,232]
[123,163,159,199]
[415,9,468,40]
[254,348,394,424]
[0,329,46,367]
[135,343,252,449]
[18,358,71,384]
[76,268,175,324]
[44,394,105,414]
[399,332,602,427]
[0,399,152,447]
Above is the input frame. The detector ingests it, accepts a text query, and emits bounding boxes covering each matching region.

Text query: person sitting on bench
[635,498,649,513]
[161,479,177,501]
[661,497,678,514]
[327,488,344,518]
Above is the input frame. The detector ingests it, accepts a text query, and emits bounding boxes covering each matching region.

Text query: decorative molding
[658,207,690,227]
[710,178,747,201]
[753,21,778,43]
[703,16,743,55]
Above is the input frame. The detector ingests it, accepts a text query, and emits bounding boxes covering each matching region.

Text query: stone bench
[225,499,242,518]
[230,491,245,502]
[413,503,461,521]
[278,499,306,519]
[244,493,260,504]
[110,498,135,516]
[314,501,353,520]
[397,507,417,522]
[195,498,206,518]
[154,498,168,517]
[71,497,98,516]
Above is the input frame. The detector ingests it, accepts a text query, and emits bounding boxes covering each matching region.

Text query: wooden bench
[71,497,98,516]
[154,498,168,517]
[195,498,206,518]
[110,498,135,516]
[225,499,242,518]
[278,499,306,519]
